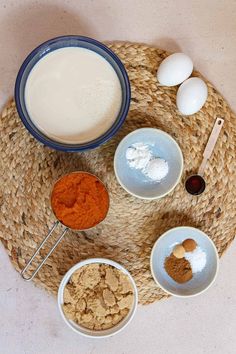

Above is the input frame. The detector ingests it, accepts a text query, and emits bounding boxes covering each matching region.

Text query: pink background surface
[1,1,236,353]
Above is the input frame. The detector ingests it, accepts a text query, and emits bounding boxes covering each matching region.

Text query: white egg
[176,77,208,115]
[157,53,193,86]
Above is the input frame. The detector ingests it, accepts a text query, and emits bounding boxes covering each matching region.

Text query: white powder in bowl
[126,142,168,182]
[144,158,169,181]
[126,143,152,169]
[185,246,207,273]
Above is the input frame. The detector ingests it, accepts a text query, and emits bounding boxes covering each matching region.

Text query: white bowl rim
[150,226,219,298]
[114,127,184,200]
[57,257,138,338]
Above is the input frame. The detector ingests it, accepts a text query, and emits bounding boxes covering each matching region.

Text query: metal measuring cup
[185,117,224,195]
[21,171,110,281]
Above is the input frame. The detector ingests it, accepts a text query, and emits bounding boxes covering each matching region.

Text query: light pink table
[1,1,236,353]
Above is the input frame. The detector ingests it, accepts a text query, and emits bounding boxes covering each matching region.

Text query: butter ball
[182,239,197,252]
[173,244,185,259]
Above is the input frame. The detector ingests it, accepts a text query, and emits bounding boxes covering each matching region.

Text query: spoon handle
[198,117,224,175]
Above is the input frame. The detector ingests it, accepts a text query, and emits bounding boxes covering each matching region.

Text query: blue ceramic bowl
[114,128,184,199]
[15,36,130,152]
[150,227,219,297]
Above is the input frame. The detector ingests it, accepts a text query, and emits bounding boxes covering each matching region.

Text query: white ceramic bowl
[150,226,219,297]
[114,128,184,199]
[58,258,138,338]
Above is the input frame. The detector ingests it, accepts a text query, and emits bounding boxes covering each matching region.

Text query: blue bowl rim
[14,35,131,152]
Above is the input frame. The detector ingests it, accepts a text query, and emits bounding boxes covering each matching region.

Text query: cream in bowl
[25,47,122,144]
[58,258,138,337]
[15,36,131,151]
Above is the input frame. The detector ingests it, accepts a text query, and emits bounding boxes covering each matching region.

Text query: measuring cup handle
[21,221,68,281]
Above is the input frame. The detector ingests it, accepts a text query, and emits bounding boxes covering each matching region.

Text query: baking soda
[126,143,168,182]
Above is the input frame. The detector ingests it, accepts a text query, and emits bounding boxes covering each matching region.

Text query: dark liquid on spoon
[185,175,206,195]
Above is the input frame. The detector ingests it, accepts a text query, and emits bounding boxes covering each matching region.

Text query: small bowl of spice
[114,128,183,199]
[58,258,138,337]
[150,226,219,297]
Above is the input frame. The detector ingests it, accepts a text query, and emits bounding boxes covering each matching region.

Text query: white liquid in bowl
[24,47,122,144]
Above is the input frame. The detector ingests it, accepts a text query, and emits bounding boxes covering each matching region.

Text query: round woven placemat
[1,42,236,305]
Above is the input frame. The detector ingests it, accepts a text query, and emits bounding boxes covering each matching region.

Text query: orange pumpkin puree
[51,172,109,230]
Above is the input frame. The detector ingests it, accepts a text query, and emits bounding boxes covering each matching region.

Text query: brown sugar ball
[182,238,197,252]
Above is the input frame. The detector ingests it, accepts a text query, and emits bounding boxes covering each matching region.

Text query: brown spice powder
[164,254,193,283]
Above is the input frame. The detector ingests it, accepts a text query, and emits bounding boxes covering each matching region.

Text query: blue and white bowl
[15,35,130,152]
[114,128,184,199]
[150,226,219,297]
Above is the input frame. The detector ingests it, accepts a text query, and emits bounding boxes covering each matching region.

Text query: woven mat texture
[1,43,236,305]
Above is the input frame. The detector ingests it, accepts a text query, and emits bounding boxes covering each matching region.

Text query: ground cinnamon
[51,172,109,230]
[164,253,192,283]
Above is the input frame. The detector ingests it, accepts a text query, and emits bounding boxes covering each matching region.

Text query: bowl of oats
[57,258,138,337]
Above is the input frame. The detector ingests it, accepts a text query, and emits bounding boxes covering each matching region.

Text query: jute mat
[1,43,236,305]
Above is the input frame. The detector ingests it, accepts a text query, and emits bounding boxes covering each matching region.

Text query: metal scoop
[21,172,109,281]
[185,117,224,195]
